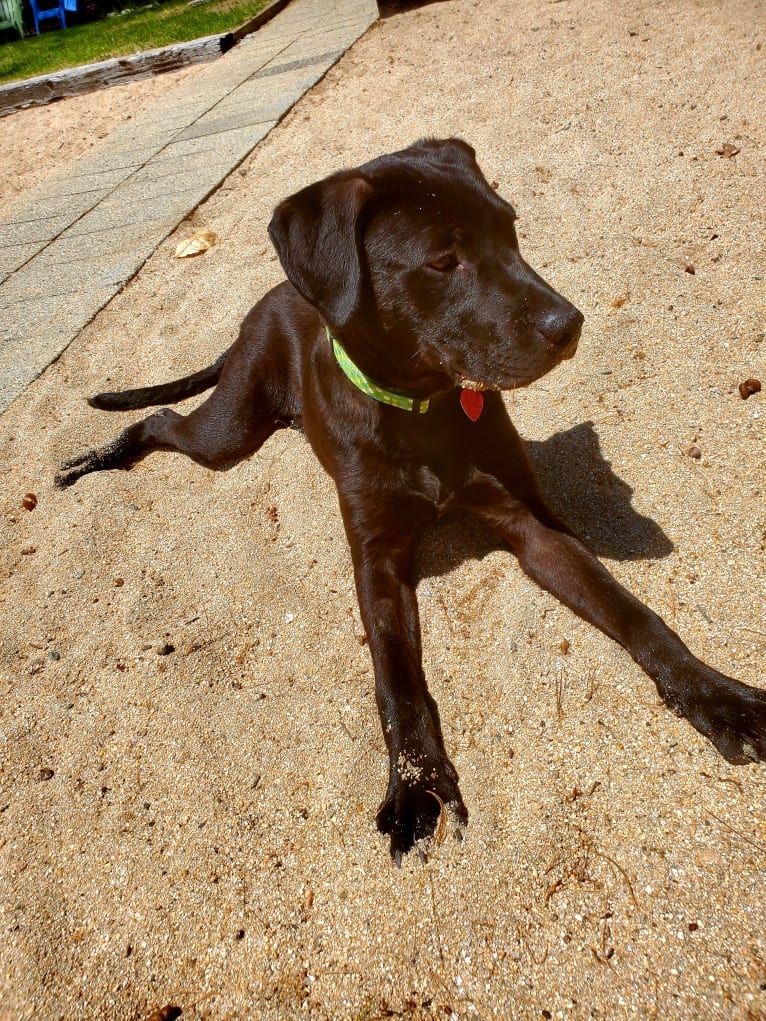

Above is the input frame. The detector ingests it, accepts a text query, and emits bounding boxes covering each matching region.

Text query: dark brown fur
[57,139,766,862]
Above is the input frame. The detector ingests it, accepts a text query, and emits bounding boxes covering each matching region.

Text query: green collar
[326,326,430,413]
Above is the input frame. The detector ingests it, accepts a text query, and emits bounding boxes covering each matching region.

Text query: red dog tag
[460,388,484,421]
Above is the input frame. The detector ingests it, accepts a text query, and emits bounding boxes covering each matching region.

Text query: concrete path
[0,0,378,413]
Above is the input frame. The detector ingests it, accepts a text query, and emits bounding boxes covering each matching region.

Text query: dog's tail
[88,349,230,411]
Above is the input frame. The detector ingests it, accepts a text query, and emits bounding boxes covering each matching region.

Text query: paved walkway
[0,0,378,413]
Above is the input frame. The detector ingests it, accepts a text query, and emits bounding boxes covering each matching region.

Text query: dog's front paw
[671,669,766,764]
[376,754,467,865]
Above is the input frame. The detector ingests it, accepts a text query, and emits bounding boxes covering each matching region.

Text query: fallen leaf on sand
[173,229,218,258]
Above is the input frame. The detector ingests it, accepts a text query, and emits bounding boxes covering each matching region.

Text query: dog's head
[268,138,583,398]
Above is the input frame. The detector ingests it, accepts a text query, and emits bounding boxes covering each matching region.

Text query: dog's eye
[427,253,460,272]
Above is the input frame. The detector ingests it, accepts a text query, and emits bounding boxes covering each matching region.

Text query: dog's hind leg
[55,375,289,489]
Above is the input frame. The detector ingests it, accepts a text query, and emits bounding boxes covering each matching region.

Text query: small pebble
[21,493,37,511]
[145,1008,182,1021]
[686,445,702,460]
[738,377,761,399]
[37,768,54,781]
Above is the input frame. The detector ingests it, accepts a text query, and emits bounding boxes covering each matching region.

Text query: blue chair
[29,0,76,34]
[0,0,24,37]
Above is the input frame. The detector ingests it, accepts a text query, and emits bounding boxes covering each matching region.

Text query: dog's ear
[268,174,373,329]
[434,137,477,163]
[413,137,478,170]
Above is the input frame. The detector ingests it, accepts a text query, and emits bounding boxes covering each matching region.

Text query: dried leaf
[173,229,218,259]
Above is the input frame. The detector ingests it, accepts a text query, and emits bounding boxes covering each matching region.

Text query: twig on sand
[706,810,766,855]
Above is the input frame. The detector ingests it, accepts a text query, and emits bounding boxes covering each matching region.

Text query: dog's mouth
[456,328,580,394]
[458,378,502,392]
[437,316,583,396]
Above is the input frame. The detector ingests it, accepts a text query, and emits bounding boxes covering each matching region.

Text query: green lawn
[0,0,270,85]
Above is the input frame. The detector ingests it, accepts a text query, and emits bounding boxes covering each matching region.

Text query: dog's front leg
[452,475,766,765]
[340,494,467,862]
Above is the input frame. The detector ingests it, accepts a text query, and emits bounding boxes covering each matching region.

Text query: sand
[1,0,765,1018]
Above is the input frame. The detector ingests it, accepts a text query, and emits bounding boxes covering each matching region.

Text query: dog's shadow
[416,420,673,581]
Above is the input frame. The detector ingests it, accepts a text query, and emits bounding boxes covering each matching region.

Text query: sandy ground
[1,0,766,1018]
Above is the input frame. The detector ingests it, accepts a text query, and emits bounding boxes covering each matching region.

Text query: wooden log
[0,35,228,117]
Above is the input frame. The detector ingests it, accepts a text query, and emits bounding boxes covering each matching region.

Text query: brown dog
[57,138,766,862]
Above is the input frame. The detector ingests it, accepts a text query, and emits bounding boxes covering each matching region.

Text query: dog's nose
[539,305,584,351]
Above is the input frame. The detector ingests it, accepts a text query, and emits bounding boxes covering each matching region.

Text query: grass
[0,0,271,85]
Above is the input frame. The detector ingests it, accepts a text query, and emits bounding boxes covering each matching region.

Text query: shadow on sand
[415,419,673,582]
